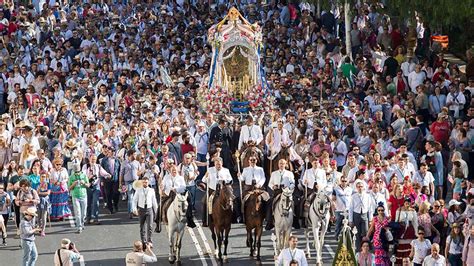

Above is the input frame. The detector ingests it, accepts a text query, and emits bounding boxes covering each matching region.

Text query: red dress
[373,216,390,266]
[388,195,404,221]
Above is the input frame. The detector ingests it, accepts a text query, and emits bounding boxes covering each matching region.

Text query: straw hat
[24,207,37,217]
[132,180,143,190]
[65,139,77,149]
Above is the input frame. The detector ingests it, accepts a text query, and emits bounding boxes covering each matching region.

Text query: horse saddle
[161,195,175,224]
[243,189,268,205]
[271,193,283,214]
[208,193,216,215]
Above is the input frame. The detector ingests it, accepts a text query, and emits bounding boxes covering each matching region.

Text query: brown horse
[244,190,265,264]
[210,183,234,265]
[240,142,264,168]
[268,145,292,174]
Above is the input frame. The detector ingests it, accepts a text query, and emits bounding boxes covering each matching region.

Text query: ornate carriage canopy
[200,7,273,114]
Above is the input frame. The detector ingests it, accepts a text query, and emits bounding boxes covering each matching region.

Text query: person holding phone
[54,238,81,266]
[125,240,157,266]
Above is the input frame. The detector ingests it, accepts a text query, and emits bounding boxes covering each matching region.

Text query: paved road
[0,190,337,266]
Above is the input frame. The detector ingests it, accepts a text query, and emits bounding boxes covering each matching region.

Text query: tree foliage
[387,0,474,29]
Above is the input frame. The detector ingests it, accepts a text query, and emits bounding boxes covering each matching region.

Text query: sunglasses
[434,205,440,208]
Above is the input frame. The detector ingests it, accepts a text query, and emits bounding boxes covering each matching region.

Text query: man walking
[20,208,41,266]
[121,150,141,219]
[348,180,374,251]
[332,176,353,240]
[101,146,121,214]
[132,177,158,245]
[68,164,89,234]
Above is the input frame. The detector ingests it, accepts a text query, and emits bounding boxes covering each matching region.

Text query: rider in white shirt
[266,159,295,230]
[238,156,266,195]
[160,165,195,228]
[266,119,291,160]
[201,157,233,226]
[238,116,263,150]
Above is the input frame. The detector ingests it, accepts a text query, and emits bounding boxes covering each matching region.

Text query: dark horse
[244,190,265,264]
[210,183,234,265]
[240,142,264,168]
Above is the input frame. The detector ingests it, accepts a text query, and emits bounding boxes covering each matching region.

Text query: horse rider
[132,177,158,246]
[300,158,326,227]
[238,115,263,151]
[332,175,353,240]
[265,119,291,162]
[265,159,295,230]
[238,156,268,218]
[160,165,196,228]
[200,157,233,227]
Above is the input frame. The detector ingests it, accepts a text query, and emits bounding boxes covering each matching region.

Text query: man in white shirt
[266,119,291,160]
[132,177,158,245]
[408,64,426,93]
[446,84,466,119]
[125,241,157,266]
[330,132,348,171]
[348,180,374,251]
[238,116,263,151]
[201,157,233,227]
[160,165,196,228]
[332,176,353,239]
[276,236,308,266]
[421,243,446,266]
[266,159,295,230]
[239,156,266,196]
[300,158,326,227]
[413,162,435,199]
[238,156,269,221]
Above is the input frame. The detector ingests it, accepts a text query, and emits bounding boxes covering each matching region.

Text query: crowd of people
[0,0,473,265]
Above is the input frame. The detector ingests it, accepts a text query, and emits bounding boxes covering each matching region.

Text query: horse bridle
[219,185,234,211]
[175,196,187,222]
[312,193,330,219]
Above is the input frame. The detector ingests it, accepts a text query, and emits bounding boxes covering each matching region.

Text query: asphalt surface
[0,189,337,266]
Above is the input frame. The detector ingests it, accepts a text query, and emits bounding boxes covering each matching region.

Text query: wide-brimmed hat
[65,139,77,149]
[448,199,461,208]
[24,207,37,217]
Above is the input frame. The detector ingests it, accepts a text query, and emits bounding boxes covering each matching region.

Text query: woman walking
[395,197,418,265]
[409,227,432,266]
[445,223,463,266]
[37,172,51,236]
[366,202,390,265]
[49,158,71,221]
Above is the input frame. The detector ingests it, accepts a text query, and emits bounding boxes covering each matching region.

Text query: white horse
[274,188,294,255]
[167,192,189,265]
[305,191,331,265]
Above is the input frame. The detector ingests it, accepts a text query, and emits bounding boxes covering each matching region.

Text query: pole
[156,170,163,233]
[235,150,243,223]
[304,156,309,200]
[206,153,210,225]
